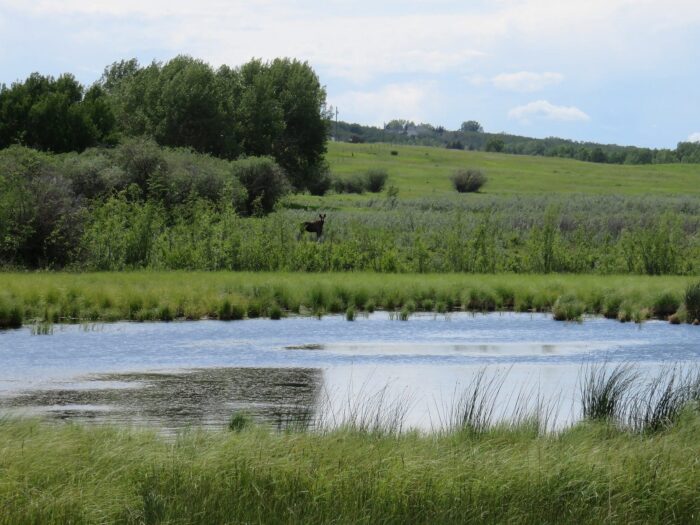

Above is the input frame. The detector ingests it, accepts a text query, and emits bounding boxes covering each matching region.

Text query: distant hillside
[332,119,700,166]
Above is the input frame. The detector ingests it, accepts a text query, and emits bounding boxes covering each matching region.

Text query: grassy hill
[316,142,699,202]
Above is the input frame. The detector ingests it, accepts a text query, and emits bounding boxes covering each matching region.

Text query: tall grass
[4,405,700,523]
[580,364,700,433]
[580,363,637,421]
[685,280,700,323]
[0,272,695,327]
[3,363,700,521]
[69,193,700,274]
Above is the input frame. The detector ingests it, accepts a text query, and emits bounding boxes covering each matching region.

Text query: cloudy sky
[1,0,699,147]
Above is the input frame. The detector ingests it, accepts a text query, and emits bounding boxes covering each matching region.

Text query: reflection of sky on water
[0,313,698,432]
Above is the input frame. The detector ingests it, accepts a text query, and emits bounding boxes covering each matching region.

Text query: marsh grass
[685,281,700,323]
[552,294,585,321]
[0,272,696,328]
[580,363,637,422]
[5,384,700,523]
[445,368,508,435]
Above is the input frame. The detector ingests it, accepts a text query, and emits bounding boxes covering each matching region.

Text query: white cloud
[330,83,436,126]
[508,100,590,123]
[491,71,563,92]
[688,132,700,143]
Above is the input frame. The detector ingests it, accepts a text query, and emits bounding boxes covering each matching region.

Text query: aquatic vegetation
[580,363,637,421]
[0,272,696,327]
[685,281,700,323]
[552,294,585,321]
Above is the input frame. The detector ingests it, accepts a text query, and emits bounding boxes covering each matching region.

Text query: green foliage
[102,56,329,192]
[552,294,584,321]
[653,292,681,319]
[0,272,693,327]
[485,138,505,152]
[231,156,290,215]
[228,411,252,431]
[685,281,700,323]
[364,168,388,192]
[345,305,356,321]
[305,161,332,196]
[450,168,486,193]
[460,120,483,133]
[581,364,636,421]
[8,406,700,523]
[619,215,683,275]
[0,298,23,328]
[526,207,561,274]
[0,73,116,153]
[332,173,367,194]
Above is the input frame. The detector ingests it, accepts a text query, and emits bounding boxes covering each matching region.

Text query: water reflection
[1,367,322,432]
[1,313,699,432]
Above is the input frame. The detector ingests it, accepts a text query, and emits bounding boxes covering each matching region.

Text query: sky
[1,0,699,148]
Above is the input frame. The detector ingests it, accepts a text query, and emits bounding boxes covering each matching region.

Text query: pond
[1,312,698,432]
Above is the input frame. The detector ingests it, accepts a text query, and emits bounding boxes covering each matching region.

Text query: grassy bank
[0,272,697,327]
[2,414,700,523]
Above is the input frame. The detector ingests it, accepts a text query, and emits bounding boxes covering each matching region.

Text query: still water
[1,312,698,432]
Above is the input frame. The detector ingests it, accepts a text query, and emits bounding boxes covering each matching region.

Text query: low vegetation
[0,272,696,327]
[4,366,700,524]
[331,167,388,194]
[451,168,486,193]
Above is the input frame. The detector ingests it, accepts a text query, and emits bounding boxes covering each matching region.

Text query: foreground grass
[0,272,696,326]
[2,416,700,523]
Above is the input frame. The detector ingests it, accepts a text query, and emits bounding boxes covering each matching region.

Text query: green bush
[232,156,290,215]
[332,174,366,194]
[306,162,332,196]
[364,168,388,193]
[451,169,486,193]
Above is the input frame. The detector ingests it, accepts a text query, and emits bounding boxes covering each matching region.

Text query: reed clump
[552,294,584,321]
[685,281,700,324]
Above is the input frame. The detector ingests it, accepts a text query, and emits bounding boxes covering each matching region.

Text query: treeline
[0,56,329,192]
[335,120,700,165]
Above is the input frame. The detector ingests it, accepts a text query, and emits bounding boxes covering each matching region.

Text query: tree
[461,121,483,133]
[0,73,115,153]
[590,147,607,163]
[265,58,329,190]
[155,56,226,155]
[485,138,504,152]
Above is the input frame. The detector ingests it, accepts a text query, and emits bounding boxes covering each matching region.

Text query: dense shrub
[365,168,388,193]
[306,161,332,196]
[232,156,290,215]
[451,169,486,193]
[331,168,388,194]
[332,174,366,194]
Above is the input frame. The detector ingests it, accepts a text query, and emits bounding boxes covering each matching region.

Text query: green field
[303,142,700,204]
[3,414,700,524]
[0,272,697,327]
